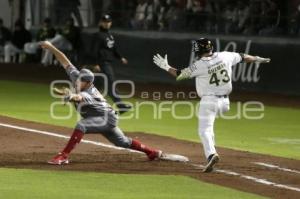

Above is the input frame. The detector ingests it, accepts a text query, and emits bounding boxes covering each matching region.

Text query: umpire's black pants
[96,62,122,103]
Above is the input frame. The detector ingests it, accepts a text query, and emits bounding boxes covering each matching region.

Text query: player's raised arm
[40,41,72,69]
[153,53,192,81]
[153,54,177,77]
[242,54,271,64]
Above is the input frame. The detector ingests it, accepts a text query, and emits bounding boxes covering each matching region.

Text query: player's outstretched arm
[53,87,83,103]
[243,54,271,64]
[153,54,178,77]
[40,41,72,69]
[153,53,192,81]
[65,94,83,103]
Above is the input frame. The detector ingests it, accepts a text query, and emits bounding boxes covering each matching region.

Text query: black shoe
[117,103,132,114]
[203,153,219,173]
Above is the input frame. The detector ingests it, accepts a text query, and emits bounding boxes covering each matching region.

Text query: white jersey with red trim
[185,51,242,97]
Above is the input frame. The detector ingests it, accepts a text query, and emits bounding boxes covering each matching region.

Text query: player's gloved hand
[52,87,72,96]
[255,56,271,63]
[63,93,76,104]
[153,54,171,71]
[52,87,75,104]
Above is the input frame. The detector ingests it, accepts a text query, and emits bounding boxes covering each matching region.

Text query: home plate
[160,153,189,162]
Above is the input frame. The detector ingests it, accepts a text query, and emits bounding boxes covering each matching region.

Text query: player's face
[100,21,112,30]
[76,80,90,92]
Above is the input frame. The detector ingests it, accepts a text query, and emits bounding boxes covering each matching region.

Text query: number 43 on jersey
[209,69,230,86]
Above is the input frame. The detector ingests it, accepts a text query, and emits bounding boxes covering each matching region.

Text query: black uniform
[95,27,123,104]
[0,26,11,46]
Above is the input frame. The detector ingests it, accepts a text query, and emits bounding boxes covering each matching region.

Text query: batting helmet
[79,69,95,83]
[192,38,213,56]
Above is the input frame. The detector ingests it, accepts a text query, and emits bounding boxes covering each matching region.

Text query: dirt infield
[0,116,299,198]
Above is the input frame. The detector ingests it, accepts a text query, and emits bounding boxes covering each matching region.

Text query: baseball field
[0,78,299,199]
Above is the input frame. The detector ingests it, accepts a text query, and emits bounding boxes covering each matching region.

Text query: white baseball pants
[198,95,230,159]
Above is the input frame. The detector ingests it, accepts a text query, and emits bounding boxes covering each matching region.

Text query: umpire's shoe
[117,103,132,114]
[203,153,219,173]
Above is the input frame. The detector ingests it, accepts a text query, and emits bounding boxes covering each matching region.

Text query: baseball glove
[53,87,71,96]
[52,87,74,104]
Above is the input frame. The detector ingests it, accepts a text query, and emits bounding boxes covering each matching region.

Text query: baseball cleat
[203,153,219,173]
[147,150,162,161]
[48,152,69,165]
[117,103,132,114]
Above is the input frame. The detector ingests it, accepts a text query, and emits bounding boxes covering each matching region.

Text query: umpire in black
[94,14,131,114]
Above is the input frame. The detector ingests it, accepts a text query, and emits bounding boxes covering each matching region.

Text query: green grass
[0,168,265,199]
[0,80,299,160]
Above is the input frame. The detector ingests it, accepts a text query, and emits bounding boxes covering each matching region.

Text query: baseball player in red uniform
[41,41,171,165]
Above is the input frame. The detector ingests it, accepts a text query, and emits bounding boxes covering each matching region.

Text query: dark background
[78,30,300,95]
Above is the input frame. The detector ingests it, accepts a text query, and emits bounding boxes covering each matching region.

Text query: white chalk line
[253,162,300,175]
[191,164,300,193]
[0,122,300,193]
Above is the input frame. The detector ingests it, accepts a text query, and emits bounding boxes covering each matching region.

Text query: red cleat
[147,150,162,161]
[48,152,69,165]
